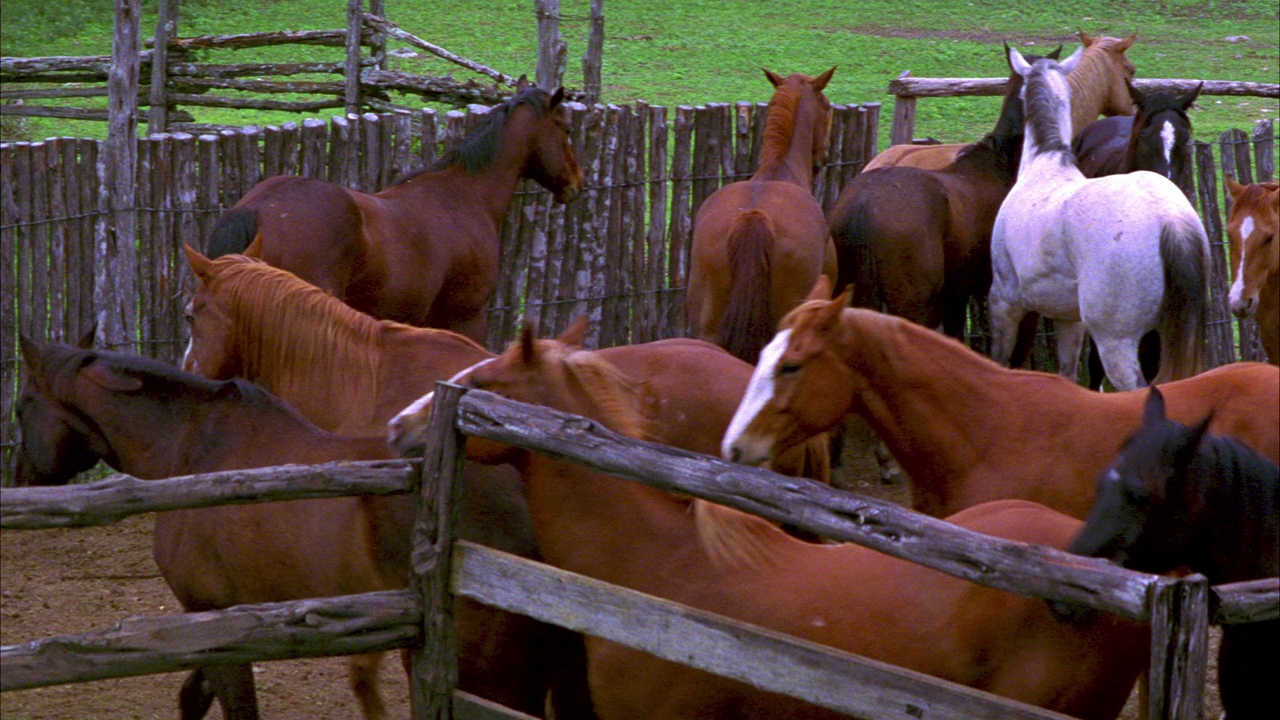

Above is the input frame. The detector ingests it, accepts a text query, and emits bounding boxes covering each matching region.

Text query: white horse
[989,46,1209,390]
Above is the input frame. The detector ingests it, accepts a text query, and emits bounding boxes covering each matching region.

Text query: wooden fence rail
[4,386,1274,718]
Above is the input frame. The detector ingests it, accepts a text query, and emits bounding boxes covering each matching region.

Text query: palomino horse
[1225,176,1280,364]
[863,31,1137,172]
[1073,80,1201,389]
[182,248,829,483]
[827,44,1045,338]
[1070,387,1279,718]
[205,77,582,342]
[686,67,838,364]
[418,323,1147,719]
[989,46,1209,390]
[15,334,407,720]
[722,281,1280,520]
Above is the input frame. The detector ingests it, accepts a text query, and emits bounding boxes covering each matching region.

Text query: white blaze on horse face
[386,357,496,443]
[1160,120,1176,178]
[721,329,791,459]
[182,338,196,373]
[1229,215,1256,309]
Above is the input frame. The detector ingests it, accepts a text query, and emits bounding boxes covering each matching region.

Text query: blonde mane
[557,345,783,570]
[203,256,386,415]
[1068,36,1136,133]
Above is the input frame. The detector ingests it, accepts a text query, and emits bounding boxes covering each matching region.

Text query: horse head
[510,77,582,203]
[1077,31,1138,121]
[760,67,836,180]
[1226,177,1280,320]
[182,243,244,380]
[1068,387,1213,573]
[14,333,104,486]
[721,278,855,467]
[1126,79,1198,182]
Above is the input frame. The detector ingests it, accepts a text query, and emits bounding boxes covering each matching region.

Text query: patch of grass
[2,0,1276,153]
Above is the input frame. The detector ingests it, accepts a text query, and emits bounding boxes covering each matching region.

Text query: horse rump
[207,208,259,258]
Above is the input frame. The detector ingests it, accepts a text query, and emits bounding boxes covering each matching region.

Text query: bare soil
[1,421,1218,719]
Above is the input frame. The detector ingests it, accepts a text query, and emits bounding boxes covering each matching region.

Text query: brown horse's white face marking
[387,357,495,455]
[721,329,793,464]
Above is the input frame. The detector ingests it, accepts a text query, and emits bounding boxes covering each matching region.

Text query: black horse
[1070,386,1278,718]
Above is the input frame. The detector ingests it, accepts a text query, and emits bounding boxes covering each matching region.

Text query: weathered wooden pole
[534,0,566,90]
[582,0,604,104]
[147,0,179,134]
[95,0,141,351]
[345,0,365,115]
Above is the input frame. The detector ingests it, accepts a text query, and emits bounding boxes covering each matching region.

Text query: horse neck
[1068,49,1120,134]
[407,115,539,223]
[1185,438,1280,583]
[753,96,822,188]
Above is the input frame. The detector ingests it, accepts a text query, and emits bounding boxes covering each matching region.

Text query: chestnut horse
[1070,387,1279,718]
[863,31,1137,172]
[14,334,408,720]
[827,44,1043,339]
[182,248,829,483]
[722,281,1280,520]
[686,67,838,363]
[420,323,1147,719]
[1225,176,1280,364]
[205,78,582,342]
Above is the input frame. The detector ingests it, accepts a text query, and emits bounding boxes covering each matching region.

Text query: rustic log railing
[3,386,1276,718]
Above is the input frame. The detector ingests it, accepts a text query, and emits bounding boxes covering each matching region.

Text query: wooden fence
[0,99,881,482]
[3,384,1277,717]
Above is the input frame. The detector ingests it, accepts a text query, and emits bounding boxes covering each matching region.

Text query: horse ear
[1058,45,1085,73]
[806,274,834,302]
[815,292,845,331]
[1224,174,1245,200]
[75,323,97,349]
[812,66,836,92]
[1115,34,1137,53]
[1177,82,1203,109]
[558,316,589,347]
[1007,45,1032,76]
[242,235,264,258]
[81,361,144,393]
[184,243,215,283]
[519,320,538,366]
[515,74,530,91]
[1142,386,1168,426]
[763,68,785,88]
[549,86,565,109]
[1078,30,1095,47]
[1125,77,1146,105]
[1187,411,1214,449]
[1046,44,1063,60]
[18,334,44,377]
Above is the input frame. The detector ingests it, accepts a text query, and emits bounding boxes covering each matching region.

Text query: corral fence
[2,383,1277,718]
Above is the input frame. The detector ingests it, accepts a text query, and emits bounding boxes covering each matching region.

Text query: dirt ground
[1,417,1220,719]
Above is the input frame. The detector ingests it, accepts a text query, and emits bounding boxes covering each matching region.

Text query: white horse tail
[1155,219,1209,383]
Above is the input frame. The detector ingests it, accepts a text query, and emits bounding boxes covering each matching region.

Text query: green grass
[2,0,1278,154]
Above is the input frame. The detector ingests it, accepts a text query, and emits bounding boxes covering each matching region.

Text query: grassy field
[2,0,1277,151]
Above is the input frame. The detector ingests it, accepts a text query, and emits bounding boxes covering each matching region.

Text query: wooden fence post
[535,0,567,91]
[1145,574,1210,720]
[94,0,141,351]
[582,0,604,104]
[408,382,467,718]
[147,0,178,135]
[345,0,365,115]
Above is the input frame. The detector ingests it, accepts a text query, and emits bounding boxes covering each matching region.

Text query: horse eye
[777,362,803,377]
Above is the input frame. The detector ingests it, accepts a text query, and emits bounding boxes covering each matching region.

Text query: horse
[1071,80,1201,389]
[182,247,830,484]
[14,333,410,720]
[826,44,1045,339]
[1069,386,1279,718]
[205,77,582,343]
[863,31,1137,172]
[721,280,1280,520]
[685,67,838,364]
[415,321,1149,719]
[1225,176,1280,364]
[989,45,1209,391]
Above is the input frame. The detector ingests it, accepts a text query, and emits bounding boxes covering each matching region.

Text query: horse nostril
[729,447,742,463]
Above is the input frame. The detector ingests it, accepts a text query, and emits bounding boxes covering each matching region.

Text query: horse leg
[986,292,1024,366]
[195,664,260,720]
[1092,333,1144,391]
[179,668,216,720]
[347,652,387,720]
[1053,321,1087,383]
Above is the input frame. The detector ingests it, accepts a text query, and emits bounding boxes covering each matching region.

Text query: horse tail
[207,208,259,258]
[717,210,775,364]
[1154,219,1209,384]
[834,198,884,311]
[693,500,779,571]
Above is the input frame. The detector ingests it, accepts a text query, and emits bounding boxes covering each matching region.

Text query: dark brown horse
[827,45,1047,339]
[1225,176,1280,364]
[686,67,837,364]
[420,323,1148,719]
[14,334,409,719]
[1073,80,1199,183]
[723,280,1280,520]
[1070,386,1279,718]
[206,78,582,342]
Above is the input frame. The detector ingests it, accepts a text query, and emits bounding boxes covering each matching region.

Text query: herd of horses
[11,30,1279,720]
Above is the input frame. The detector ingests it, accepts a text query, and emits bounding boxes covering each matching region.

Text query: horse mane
[1068,36,1133,130]
[557,345,784,570]
[756,81,804,173]
[391,87,551,184]
[1233,180,1280,212]
[1024,60,1073,158]
[202,255,385,413]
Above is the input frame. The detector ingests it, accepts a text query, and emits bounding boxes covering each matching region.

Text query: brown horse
[827,44,1042,338]
[424,323,1147,719]
[205,78,582,342]
[722,280,1280,520]
[686,67,838,364]
[1225,176,1280,364]
[14,334,408,720]
[182,248,830,484]
[864,32,1137,172]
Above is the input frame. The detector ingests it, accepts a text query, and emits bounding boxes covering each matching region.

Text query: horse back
[1163,362,1280,465]
[1072,116,1133,178]
[863,143,964,172]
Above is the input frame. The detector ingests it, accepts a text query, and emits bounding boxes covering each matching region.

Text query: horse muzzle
[1230,295,1257,319]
